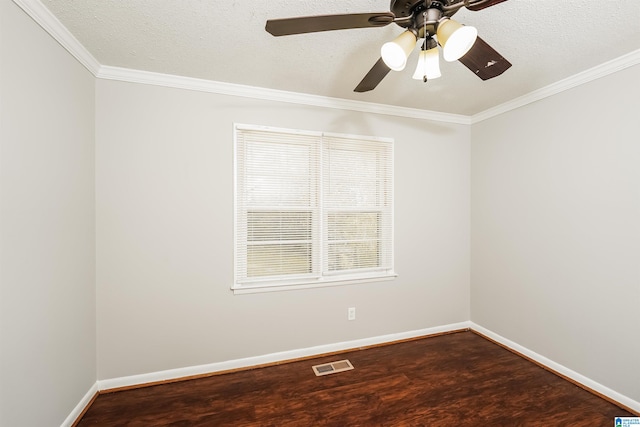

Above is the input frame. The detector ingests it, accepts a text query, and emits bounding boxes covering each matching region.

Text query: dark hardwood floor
[77,331,635,426]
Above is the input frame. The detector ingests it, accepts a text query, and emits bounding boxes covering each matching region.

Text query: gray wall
[95,79,471,379]
[0,2,96,426]
[471,65,640,402]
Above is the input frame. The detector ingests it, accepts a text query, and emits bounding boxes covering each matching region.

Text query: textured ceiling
[42,0,640,116]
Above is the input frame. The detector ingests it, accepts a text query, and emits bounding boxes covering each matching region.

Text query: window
[234,124,394,293]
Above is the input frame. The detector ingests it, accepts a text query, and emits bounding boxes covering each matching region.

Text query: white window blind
[234,124,394,293]
[323,135,393,275]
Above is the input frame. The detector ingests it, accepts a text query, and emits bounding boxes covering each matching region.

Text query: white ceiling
[41,0,640,116]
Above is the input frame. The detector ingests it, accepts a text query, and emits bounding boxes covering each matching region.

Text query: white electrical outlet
[348,307,356,321]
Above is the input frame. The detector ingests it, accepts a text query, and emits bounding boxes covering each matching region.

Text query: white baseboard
[470,322,640,414]
[97,321,471,391]
[60,382,98,427]
[67,320,638,424]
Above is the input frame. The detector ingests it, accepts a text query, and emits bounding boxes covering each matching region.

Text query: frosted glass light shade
[412,47,441,80]
[381,30,417,71]
[437,19,478,62]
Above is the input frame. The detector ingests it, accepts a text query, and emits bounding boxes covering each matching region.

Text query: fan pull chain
[421,11,428,82]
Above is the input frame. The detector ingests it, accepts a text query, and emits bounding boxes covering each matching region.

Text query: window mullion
[318,135,325,278]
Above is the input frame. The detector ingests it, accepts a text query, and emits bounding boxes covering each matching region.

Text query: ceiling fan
[265,0,512,92]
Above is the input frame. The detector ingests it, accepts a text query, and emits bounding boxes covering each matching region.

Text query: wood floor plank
[77,331,634,426]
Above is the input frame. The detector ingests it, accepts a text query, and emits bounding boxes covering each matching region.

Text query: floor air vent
[312,359,354,376]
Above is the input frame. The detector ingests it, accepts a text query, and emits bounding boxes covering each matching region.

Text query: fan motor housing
[390,0,424,18]
[391,0,458,31]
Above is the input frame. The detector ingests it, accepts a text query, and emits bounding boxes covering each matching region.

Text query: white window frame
[233,124,395,294]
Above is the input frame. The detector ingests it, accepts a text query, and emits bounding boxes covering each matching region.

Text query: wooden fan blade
[466,0,509,11]
[266,12,395,36]
[458,37,512,80]
[354,58,391,93]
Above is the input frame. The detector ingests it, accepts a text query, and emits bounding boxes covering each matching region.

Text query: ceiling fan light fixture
[437,18,478,62]
[381,30,417,71]
[412,39,441,81]
[412,46,441,81]
[265,1,512,93]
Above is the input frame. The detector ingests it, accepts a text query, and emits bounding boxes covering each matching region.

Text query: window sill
[231,272,398,295]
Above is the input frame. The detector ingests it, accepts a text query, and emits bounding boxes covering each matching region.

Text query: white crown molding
[471,49,640,124]
[96,321,471,391]
[13,0,465,123]
[15,0,639,126]
[96,65,471,125]
[12,0,101,75]
[470,322,640,414]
